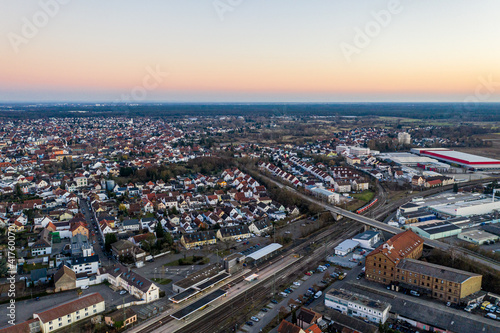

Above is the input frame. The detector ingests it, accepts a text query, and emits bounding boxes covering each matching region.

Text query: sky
[1,0,500,103]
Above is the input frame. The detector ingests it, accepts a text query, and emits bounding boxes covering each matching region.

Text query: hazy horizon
[2,0,500,103]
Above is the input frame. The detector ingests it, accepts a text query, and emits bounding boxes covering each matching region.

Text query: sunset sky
[1,0,500,103]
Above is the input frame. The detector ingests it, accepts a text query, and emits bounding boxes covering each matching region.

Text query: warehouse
[432,198,500,217]
[403,220,462,240]
[412,148,500,170]
[458,230,499,245]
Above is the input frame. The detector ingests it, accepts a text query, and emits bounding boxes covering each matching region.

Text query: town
[0,113,499,333]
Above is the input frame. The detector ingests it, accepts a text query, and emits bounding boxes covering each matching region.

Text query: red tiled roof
[367,230,423,264]
[34,293,104,323]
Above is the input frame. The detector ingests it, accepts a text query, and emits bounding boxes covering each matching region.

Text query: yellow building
[395,259,482,304]
[180,231,217,249]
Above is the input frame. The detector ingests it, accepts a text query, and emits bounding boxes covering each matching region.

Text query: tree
[291,310,297,325]
[105,233,117,252]
[113,320,124,329]
[155,221,165,239]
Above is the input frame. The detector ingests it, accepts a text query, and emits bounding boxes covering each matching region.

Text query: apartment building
[33,293,105,333]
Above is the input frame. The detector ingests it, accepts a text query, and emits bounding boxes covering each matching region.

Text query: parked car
[261,308,268,312]
[271,299,278,304]
[251,316,260,322]
[293,281,301,286]
[119,290,128,295]
[410,290,420,297]
[81,285,89,290]
[246,321,254,326]
[305,272,312,276]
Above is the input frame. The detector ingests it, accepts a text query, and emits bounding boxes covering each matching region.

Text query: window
[76,316,80,320]
[94,310,97,313]
[49,327,53,331]
[58,318,62,322]
[59,323,62,327]
[49,321,53,325]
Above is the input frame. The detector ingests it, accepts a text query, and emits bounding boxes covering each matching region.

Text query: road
[80,198,108,262]
[261,174,500,272]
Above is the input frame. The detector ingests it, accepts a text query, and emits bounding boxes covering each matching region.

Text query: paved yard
[0,284,135,329]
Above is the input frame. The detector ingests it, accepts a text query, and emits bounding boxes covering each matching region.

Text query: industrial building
[325,288,391,324]
[432,198,500,217]
[334,239,360,256]
[394,259,482,304]
[365,230,423,284]
[403,220,462,240]
[412,148,500,170]
[458,230,499,245]
[378,152,450,172]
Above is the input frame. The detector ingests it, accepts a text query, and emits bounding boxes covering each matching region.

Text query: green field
[351,190,375,202]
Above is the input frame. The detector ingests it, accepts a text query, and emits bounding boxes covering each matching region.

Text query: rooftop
[397,259,481,284]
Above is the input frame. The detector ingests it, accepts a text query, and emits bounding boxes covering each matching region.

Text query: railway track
[176,225,360,333]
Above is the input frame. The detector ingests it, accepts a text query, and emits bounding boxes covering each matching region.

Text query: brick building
[365,230,423,284]
[394,259,482,304]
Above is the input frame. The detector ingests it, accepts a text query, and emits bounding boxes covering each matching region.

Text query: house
[33,292,105,333]
[70,222,89,238]
[122,219,141,231]
[411,176,425,187]
[278,320,305,333]
[111,239,138,256]
[365,230,423,284]
[216,225,251,242]
[351,230,381,249]
[31,229,52,257]
[249,220,272,236]
[54,265,76,292]
[105,308,137,328]
[68,255,100,275]
[296,308,322,329]
[98,263,159,303]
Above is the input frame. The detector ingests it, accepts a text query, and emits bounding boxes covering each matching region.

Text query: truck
[314,291,322,299]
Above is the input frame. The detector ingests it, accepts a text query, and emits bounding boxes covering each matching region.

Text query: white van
[280,292,288,297]
[314,291,322,299]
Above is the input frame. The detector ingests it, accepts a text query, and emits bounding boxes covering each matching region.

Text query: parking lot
[0,284,135,329]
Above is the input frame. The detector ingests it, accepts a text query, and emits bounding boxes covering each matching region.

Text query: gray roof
[123,219,140,226]
[352,230,379,241]
[396,259,481,284]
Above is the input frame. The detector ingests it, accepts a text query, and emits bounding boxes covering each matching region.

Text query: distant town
[0,113,499,333]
